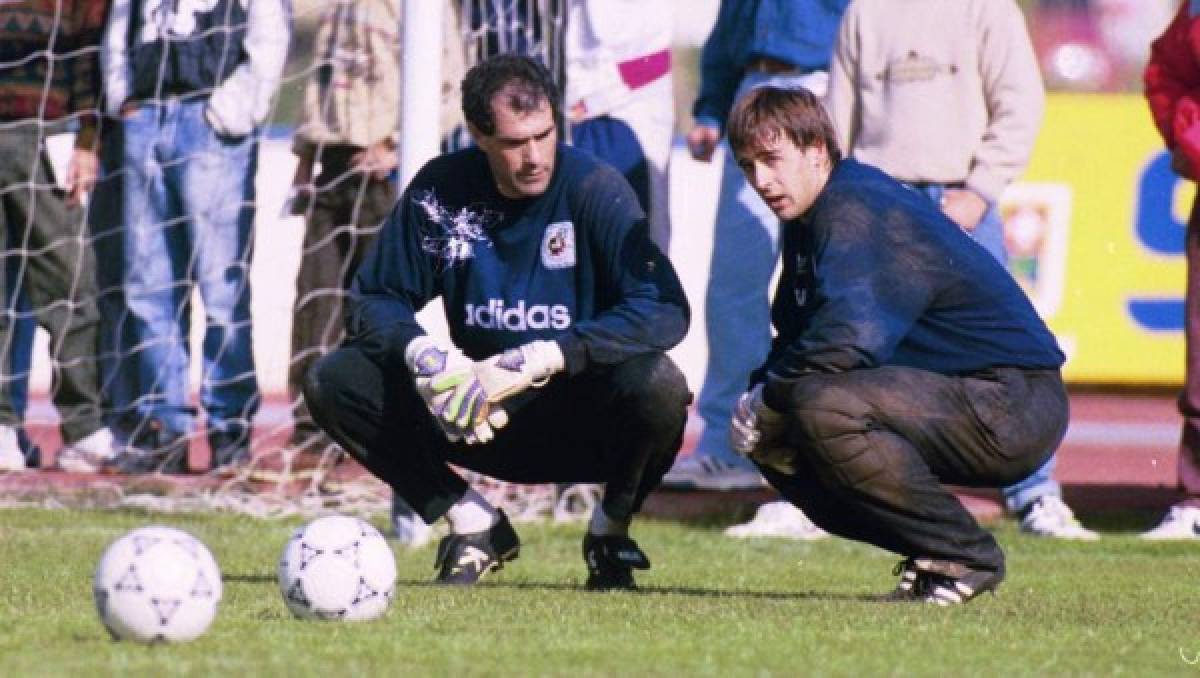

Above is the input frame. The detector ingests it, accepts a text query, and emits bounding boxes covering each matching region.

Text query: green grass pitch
[1,507,1197,676]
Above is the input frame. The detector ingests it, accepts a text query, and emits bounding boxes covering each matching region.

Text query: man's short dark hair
[461,54,561,136]
[727,86,843,163]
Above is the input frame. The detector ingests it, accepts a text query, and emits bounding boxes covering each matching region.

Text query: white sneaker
[56,427,120,473]
[1019,495,1099,540]
[661,454,764,491]
[0,425,25,471]
[724,501,829,540]
[392,495,436,549]
[1140,504,1200,540]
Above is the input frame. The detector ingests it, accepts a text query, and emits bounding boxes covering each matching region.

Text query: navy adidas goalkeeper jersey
[760,158,1065,407]
[348,144,689,376]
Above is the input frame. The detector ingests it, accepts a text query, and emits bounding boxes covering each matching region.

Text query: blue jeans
[571,117,649,216]
[92,124,135,434]
[5,275,36,460]
[105,98,260,438]
[695,70,827,471]
[911,184,1061,513]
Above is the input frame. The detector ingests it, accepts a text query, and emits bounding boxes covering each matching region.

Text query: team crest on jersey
[541,221,576,269]
[414,190,495,268]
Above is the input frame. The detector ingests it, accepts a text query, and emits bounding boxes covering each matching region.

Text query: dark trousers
[761,365,1067,572]
[1176,200,1200,502]
[304,347,690,524]
[288,147,396,451]
[0,125,104,442]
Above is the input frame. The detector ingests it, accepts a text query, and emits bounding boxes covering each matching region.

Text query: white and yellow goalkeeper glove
[730,383,794,473]
[474,340,565,404]
[404,336,509,445]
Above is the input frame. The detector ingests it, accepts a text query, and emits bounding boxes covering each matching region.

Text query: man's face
[735,130,830,221]
[471,89,558,199]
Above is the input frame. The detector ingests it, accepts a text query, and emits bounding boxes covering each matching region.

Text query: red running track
[0,391,1186,522]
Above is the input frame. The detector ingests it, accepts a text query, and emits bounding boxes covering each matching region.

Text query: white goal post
[399,1,445,190]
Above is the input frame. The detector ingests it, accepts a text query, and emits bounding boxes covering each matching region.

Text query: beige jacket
[295,0,400,152]
[825,0,1044,201]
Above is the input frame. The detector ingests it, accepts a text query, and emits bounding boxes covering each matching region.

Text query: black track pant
[304,346,690,524]
[0,125,104,442]
[760,366,1067,572]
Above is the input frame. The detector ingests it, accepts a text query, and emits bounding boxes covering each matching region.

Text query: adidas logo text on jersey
[465,299,571,331]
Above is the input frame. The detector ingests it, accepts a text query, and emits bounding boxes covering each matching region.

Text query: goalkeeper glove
[730,384,794,473]
[474,340,565,404]
[404,336,508,444]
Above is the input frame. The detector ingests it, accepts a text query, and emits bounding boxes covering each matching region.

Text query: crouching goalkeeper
[304,54,690,590]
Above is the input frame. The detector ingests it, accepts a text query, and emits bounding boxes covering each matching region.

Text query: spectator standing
[0,0,120,473]
[1142,0,1200,539]
[564,0,674,249]
[662,0,850,500]
[824,0,1097,539]
[286,0,401,476]
[96,0,289,473]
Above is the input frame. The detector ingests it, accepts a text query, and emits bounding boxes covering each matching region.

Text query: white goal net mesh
[2,0,598,524]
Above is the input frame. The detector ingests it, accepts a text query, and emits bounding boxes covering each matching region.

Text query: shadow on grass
[394,577,885,603]
[649,484,1183,536]
[224,574,276,584]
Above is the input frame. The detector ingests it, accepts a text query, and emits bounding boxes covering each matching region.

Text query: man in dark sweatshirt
[725,86,1068,605]
[304,55,691,591]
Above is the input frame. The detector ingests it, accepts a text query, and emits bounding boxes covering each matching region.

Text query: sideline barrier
[1004,93,1189,385]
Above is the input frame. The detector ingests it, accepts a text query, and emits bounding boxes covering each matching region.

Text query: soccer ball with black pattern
[92,526,222,643]
[277,514,397,621]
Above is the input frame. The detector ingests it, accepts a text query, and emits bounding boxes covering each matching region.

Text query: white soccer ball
[92,525,222,643]
[277,514,397,621]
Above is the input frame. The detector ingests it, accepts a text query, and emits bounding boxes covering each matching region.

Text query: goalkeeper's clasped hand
[405,337,501,444]
[730,383,795,474]
[404,336,565,445]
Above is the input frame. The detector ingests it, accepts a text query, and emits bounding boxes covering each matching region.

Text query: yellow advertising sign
[1004,93,1190,385]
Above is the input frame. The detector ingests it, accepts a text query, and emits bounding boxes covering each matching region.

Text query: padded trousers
[304,347,690,524]
[758,365,1067,572]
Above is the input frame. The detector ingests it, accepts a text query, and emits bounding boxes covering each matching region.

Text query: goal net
[3,0,597,523]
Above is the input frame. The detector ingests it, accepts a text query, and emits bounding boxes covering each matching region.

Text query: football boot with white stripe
[433,510,520,585]
[881,558,926,602]
[914,558,1004,606]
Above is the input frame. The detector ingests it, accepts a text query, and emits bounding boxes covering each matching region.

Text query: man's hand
[686,125,720,163]
[351,139,398,180]
[284,151,315,216]
[291,151,314,189]
[404,337,507,444]
[65,148,98,207]
[941,189,989,232]
[730,384,792,472]
[474,340,564,404]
